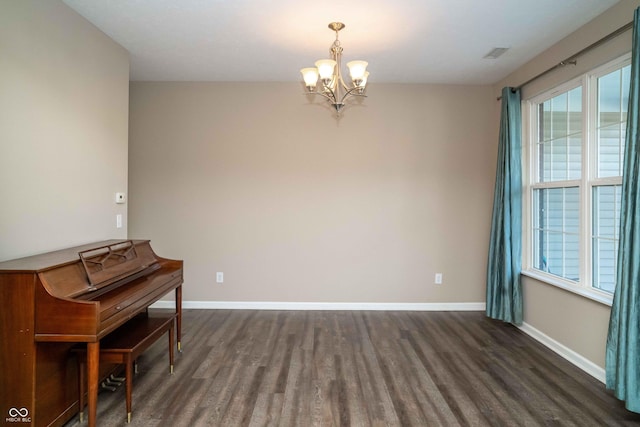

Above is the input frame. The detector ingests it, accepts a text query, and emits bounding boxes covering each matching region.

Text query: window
[523,54,630,302]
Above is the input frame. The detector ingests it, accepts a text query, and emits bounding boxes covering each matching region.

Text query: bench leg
[125,354,133,423]
[78,359,85,423]
[169,319,175,374]
[175,286,182,352]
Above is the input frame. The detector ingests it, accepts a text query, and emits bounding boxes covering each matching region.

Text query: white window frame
[522,53,631,306]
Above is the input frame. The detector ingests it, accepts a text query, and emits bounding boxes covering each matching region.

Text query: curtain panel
[606,6,640,414]
[486,87,523,325]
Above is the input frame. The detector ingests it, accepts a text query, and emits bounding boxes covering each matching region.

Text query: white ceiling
[62,0,620,85]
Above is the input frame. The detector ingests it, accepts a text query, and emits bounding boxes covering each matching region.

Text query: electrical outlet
[116,214,122,229]
[216,272,224,283]
[435,273,443,285]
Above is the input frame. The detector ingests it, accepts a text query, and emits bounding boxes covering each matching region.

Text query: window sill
[521,269,613,306]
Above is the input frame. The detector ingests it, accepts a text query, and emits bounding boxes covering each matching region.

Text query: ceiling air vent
[484,47,509,59]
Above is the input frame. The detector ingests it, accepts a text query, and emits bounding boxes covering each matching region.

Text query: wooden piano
[0,240,183,427]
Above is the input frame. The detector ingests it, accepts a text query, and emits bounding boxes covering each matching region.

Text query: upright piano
[0,240,183,427]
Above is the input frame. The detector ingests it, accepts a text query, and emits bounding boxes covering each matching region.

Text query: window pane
[598,124,625,177]
[599,69,622,128]
[551,92,568,140]
[568,87,583,135]
[597,65,630,178]
[537,87,582,182]
[569,135,581,179]
[593,185,621,293]
[533,187,580,281]
[622,65,631,121]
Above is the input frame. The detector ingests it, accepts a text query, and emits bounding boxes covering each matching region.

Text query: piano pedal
[109,374,125,383]
[105,377,125,388]
[100,381,117,392]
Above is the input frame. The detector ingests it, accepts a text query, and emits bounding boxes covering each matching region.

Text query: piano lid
[0,240,150,273]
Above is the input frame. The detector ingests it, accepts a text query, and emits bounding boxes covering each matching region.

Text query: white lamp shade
[300,68,319,86]
[360,71,369,87]
[347,60,368,80]
[315,59,337,80]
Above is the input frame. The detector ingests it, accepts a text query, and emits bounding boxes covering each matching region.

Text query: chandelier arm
[328,35,351,94]
[337,75,350,92]
[321,84,339,104]
[338,86,368,104]
[306,91,336,103]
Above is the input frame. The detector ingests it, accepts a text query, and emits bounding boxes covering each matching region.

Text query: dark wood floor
[67,310,640,426]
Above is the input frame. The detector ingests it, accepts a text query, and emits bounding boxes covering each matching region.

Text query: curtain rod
[497,20,633,101]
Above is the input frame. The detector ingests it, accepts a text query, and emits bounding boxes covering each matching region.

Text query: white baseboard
[151,300,486,311]
[517,322,606,383]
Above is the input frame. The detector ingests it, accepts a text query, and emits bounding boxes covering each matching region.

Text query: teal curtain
[606,7,640,414]
[486,87,523,325]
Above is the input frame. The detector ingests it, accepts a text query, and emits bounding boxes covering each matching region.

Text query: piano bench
[73,312,177,423]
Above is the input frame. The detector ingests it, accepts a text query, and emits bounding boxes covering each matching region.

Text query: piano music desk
[74,312,177,423]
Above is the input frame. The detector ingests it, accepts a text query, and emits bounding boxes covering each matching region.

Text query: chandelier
[300,22,369,114]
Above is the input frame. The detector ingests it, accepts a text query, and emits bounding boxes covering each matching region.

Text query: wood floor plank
[66,310,640,427]
[353,314,400,426]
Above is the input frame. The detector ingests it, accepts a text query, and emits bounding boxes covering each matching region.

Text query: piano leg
[87,341,100,427]
[175,285,182,352]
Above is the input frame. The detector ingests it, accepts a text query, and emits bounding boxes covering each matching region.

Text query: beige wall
[495,0,640,368]
[0,0,129,261]
[129,82,497,303]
